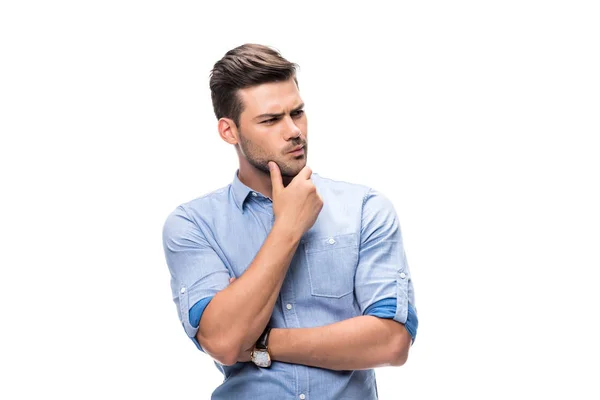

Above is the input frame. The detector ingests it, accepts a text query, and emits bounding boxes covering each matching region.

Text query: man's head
[210,44,307,177]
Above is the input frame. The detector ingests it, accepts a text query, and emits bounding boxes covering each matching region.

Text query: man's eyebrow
[254,103,305,121]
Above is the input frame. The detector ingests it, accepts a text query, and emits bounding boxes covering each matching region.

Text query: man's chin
[280,161,307,178]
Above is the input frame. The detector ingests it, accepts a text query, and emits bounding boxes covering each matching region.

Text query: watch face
[252,349,271,367]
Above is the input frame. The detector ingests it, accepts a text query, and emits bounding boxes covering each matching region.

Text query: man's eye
[262,118,277,124]
[292,110,304,117]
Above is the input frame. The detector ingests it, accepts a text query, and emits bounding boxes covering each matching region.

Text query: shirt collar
[231,169,254,213]
[231,169,317,212]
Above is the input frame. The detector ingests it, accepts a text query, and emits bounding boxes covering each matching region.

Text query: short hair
[209,44,299,128]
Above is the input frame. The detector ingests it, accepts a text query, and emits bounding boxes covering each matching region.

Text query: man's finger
[268,161,284,195]
[294,165,313,181]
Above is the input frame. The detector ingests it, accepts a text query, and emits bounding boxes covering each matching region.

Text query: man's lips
[288,145,305,154]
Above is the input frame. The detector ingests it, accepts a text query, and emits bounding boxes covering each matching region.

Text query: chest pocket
[303,233,358,298]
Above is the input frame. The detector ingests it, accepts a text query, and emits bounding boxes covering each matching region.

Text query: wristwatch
[251,326,272,368]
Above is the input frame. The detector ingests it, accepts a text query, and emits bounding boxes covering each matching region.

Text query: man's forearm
[268,316,411,371]
[197,222,300,364]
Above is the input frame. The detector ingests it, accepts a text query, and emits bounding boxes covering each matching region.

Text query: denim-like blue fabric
[163,170,418,400]
[363,298,418,343]
[188,296,212,351]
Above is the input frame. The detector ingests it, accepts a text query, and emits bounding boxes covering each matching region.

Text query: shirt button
[252,192,258,197]
[286,304,293,310]
[399,272,406,279]
[299,395,306,400]
[180,287,186,294]
[328,238,336,244]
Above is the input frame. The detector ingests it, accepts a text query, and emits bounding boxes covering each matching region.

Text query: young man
[162,43,418,399]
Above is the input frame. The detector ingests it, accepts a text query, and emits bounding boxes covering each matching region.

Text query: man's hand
[269,162,323,240]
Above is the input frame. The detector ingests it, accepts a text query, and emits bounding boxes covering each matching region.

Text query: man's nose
[282,116,302,140]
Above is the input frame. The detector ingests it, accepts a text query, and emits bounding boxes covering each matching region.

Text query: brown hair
[209,44,299,128]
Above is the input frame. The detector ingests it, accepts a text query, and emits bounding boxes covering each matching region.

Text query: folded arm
[163,206,302,366]
[275,316,409,370]
[237,301,418,370]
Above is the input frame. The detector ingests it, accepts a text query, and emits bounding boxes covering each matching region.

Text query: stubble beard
[238,131,307,178]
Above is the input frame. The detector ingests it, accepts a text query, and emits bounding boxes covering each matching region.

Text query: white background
[1,1,599,399]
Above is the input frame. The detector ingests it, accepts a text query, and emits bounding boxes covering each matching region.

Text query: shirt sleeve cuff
[364,297,419,344]
[188,296,215,353]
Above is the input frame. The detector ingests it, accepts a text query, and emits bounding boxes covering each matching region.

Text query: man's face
[236,78,308,177]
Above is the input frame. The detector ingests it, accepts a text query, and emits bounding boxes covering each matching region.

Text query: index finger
[293,165,313,181]
[268,161,284,195]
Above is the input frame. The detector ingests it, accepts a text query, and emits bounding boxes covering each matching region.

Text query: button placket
[280,270,299,329]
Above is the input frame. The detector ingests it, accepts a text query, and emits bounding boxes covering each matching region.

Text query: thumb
[268,161,283,195]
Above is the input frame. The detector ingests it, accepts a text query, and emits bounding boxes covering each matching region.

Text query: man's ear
[218,118,239,145]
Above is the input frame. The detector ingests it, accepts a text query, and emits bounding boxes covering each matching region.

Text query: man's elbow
[197,333,241,366]
[390,347,409,367]
[212,347,239,367]
[389,328,411,367]
[215,352,240,367]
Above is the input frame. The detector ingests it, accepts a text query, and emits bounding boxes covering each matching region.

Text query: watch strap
[255,326,272,350]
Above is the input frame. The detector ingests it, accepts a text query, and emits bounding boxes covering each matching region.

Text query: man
[162,43,418,399]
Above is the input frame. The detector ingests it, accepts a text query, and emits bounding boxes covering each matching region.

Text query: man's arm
[197,221,299,365]
[237,316,411,370]
[197,163,322,365]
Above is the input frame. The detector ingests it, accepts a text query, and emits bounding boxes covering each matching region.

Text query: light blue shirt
[162,170,418,400]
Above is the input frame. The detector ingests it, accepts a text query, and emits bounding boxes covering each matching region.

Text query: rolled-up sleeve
[162,205,230,351]
[354,189,418,341]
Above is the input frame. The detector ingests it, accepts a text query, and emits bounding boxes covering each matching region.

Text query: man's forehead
[239,79,302,114]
